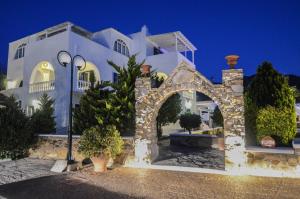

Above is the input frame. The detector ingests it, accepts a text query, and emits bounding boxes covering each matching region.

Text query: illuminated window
[14,44,26,59]
[113,39,129,57]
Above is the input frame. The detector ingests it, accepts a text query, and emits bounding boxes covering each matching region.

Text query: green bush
[256,106,297,146]
[179,113,201,134]
[78,125,123,159]
[30,93,56,134]
[0,94,34,159]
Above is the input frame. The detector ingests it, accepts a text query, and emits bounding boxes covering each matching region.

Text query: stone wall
[29,135,134,165]
[245,149,300,177]
[134,61,245,171]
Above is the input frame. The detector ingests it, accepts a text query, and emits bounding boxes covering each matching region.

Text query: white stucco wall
[3,22,197,133]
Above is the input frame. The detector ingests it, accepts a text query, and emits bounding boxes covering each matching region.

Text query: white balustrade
[29,81,55,93]
[77,80,91,91]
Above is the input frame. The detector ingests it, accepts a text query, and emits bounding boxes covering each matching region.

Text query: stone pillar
[134,78,158,165]
[222,69,246,173]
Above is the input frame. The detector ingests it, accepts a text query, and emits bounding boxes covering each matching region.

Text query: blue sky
[0,0,299,81]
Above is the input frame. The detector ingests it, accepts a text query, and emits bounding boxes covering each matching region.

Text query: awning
[147,31,197,52]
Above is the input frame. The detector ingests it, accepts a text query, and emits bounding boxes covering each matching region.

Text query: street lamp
[57,50,86,164]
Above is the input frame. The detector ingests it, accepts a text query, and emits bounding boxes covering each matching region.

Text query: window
[78,70,94,82]
[113,39,129,57]
[26,106,34,116]
[14,44,26,59]
[113,72,119,83]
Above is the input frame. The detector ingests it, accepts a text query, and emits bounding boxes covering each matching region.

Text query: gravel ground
[1,166,300,199]
[154,138,225,170]
[0,158,55,185]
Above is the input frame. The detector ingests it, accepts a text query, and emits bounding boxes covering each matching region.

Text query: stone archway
[134,61,246,171]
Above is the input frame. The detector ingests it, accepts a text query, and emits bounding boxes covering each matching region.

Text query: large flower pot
[91,155,108,172]
[141,65,152,76]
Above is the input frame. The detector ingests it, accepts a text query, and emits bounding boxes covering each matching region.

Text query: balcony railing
[77,80,91,91]
[29,81,55,93]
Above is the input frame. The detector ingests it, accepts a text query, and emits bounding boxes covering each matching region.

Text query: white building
[1,22,198,132]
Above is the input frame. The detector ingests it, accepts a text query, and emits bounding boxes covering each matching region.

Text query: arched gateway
[134,61,246,171]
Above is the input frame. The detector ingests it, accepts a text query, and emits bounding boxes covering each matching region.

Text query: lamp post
[57,50,86,164]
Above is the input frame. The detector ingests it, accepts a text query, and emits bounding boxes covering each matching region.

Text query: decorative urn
[225,55,239,69]
[141,65,152,76]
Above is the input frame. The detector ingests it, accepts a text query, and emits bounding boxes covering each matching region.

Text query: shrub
[0,94,34,159]
[73,81,114,135]
[30,93,55,134]
[179,112,201,134]
[256,106,297,146]
[78,125,123,159]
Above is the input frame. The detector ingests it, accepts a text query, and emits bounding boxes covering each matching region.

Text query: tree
[156,93,182,137]
[0,94,34,159]
[108,55,144,135]
[245,61,297,145]
[247,62,290,108]
[179,112,201,134]
[31,93,56,134]
[73,81,115,135]
[211,106,223,127]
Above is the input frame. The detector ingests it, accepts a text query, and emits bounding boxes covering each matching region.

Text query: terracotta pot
[91,154,108,172]
[260,136,276,148]
[141,65,152,76]
[225,55,239,69]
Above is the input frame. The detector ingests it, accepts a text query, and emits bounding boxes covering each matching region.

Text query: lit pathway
[1,166,300,199]
[154,138,225,170]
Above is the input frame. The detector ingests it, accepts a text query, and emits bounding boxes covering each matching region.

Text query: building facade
[2,22,200,132]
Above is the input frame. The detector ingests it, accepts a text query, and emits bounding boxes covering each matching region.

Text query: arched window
[14,44,26,59]
[113,39,129,57]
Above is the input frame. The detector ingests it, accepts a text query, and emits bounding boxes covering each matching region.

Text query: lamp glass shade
[57,51,71,66]
[73,55,86,71]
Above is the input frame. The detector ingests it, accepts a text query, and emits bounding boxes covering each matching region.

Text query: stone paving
[1,166,300,199]
[153,138,225,170]
[0,158,55,185]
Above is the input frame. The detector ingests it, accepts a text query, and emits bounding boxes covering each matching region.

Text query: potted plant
[78,125,123,172]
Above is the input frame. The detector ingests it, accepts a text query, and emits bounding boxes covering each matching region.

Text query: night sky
[0,0,299,81]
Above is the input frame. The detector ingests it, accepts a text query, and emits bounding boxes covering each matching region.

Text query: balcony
[77,80,91,91]
[29,81,55,93]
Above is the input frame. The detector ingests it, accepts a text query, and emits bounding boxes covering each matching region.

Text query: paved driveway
[1,166,300,199]
[0,158,55,185]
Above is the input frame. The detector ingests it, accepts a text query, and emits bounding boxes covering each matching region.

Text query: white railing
[29,81,55,93]
[77,80,91,91]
